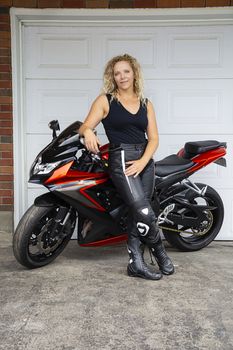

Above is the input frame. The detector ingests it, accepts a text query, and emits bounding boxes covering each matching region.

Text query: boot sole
[127,267,162,280]
[154,257,175,275]
[161,269,175,275]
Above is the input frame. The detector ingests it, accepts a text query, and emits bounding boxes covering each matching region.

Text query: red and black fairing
[29,121,112,212]
[29,122,127,246]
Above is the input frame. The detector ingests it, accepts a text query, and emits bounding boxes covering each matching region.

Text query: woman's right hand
[83,128,101,154]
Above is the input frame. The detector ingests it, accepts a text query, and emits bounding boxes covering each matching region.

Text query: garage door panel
[27,187,49,209]
[24,26,102,79]
[168,33,222,68]
[24,25,233,80]
[25,79,103,134]
[21,22,233,239]
[103,34,157,68]
[39,35,91,68]
[163,26,233,79]
[215,189,233,240]
[146,79,233,134]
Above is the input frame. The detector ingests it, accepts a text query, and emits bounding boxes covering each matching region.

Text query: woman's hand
[83,128,101,154]
[125,159,147,178]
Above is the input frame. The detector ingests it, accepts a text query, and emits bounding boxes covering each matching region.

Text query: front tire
[13,205,76,268]
[162,183,224,251]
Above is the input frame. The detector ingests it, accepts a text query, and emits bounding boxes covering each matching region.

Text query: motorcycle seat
[154,155,194,177]
[184,140,226,158]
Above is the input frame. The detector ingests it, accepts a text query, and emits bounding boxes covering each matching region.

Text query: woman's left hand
[125,159,147,178]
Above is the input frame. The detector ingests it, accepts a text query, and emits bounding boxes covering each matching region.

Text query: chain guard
[160,210,214,236]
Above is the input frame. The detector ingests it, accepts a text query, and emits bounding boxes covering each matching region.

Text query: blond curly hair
[102,54,145,102]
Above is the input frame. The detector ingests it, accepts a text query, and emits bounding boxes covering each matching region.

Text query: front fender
[34,192,69,208]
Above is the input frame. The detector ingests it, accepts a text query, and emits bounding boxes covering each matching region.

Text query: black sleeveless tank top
[101,94,148,144]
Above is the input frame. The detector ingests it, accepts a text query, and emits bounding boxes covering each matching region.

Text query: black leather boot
[150,238,174,275]
[127,237,162,280]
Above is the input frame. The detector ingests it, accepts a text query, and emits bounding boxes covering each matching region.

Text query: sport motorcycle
[13,120,227,268]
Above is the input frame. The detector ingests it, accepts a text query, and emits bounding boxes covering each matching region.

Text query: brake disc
[36,220,62,255]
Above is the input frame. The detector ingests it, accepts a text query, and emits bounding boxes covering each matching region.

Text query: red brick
[0,88,12,96]
[0,112,12,119]
[0,174,13,181]
[0,64,11,73]
[134,0,156,7]
[0,158,13,166]
[0,189,12,196]
[0,105,12,112]
[2,197,13,205]
[0,48,10,56]
[0,204,13,210]
[0,182,13,189]
[109,0,133,7]
[2,151,13,158]
[0,160,12,168]
[0,81,11,88]
[206,0,230,4]
[38,0,62,7]
[0,128,12,135]
[0,143,13,151]
[0,39,10,48]
[0,56,11,65]
[0,96,12,103]
[62,0,85,7]
[0,73,12,81]
[0,120,12,128]
[181,0,205,5]
[0,165,13,174]
[0,135,12,143]
[0,15,10,23]
[157,0,180,6]
[0,32,10,39]
[86,0,109,7]
[13,0,37,6]
[0,23,10,31]
[0,1,13,5]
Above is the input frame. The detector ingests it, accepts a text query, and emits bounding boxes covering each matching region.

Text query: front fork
[50,207,72,239]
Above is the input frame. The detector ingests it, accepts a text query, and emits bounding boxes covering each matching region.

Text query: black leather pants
[108,143,160,247]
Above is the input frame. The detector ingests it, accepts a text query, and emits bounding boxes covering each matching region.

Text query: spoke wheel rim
[178,194,217,244]
[28,208,74,262]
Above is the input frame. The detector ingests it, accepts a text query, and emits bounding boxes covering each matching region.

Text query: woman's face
[113,60,134,92]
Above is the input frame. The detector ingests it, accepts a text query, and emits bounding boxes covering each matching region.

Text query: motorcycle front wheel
[162,183,224,251]
[13,205,76,268]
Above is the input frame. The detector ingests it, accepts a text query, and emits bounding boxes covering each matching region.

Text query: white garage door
[18,16,233,239]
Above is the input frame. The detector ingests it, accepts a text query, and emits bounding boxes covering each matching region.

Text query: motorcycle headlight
[31,156,61,175]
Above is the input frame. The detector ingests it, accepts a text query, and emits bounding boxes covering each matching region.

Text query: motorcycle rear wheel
[162,183,224,251]
[13,205,76,268]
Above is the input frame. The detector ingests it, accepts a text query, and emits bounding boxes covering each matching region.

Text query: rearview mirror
[48,120,60,139]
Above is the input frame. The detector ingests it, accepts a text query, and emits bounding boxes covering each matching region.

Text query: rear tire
[13,205,76,268]
[162,183,224,251]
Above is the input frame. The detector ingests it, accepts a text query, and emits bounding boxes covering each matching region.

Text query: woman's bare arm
[78,94,109,153]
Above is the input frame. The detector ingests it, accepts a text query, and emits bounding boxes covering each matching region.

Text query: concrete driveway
[0,230,233,350]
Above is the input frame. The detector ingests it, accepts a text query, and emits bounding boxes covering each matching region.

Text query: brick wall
[0,0,232,212]
[0,6,12,212]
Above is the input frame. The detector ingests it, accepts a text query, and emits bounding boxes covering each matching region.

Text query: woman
[78,54,174,280]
